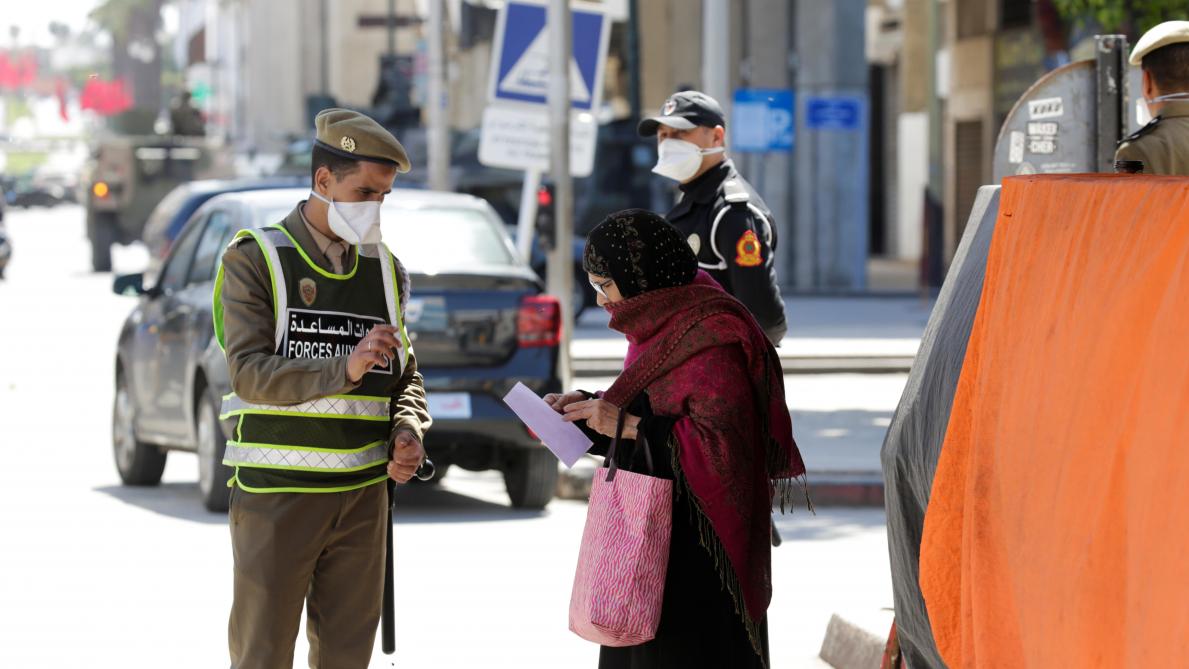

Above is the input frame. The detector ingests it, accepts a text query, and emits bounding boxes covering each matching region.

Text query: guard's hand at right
[347,325,402,384]
[543,390,590,414]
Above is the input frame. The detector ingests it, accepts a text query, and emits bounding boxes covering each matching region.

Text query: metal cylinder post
[548,0,573,389]
[427,0,450,191]
[702,0,730,110]
[1095,34,1129,172]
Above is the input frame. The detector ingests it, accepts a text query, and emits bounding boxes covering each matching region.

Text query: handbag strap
[604,405,660,482]
[604,408,628,482]
[633,430,656,474]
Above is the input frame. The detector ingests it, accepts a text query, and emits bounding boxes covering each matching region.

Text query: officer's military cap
[638,91,727,137]
[314,108,410,173]
[1130,20,1189,66]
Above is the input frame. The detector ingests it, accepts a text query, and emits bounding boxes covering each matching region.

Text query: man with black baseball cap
[640,90,787,345]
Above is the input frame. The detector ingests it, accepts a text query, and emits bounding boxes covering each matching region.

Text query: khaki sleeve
[1115,141,1153,171]
[388,347,432,444]
[220,239,357,405]
[387,253,432,443]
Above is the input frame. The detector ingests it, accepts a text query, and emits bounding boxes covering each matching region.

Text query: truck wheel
[113,371,166,486]
[91,213,116,273]
[503,448,557,509]
[196,390,233,512]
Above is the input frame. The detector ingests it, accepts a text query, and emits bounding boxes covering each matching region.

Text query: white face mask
[1143,91,1189,121]
[310,190,382,245]
[652,138,724,182]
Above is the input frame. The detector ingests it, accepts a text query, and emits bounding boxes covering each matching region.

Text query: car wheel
[196,390,233,512]
[91,213,115,273]
[113,371,166,486]
[503,448,557,509]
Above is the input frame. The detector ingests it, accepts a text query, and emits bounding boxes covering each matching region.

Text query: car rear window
[254,206,295,227]
[380,206,516,273]
[143,185,193,241]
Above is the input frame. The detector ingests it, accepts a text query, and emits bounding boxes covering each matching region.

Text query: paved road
[0,206,891,668]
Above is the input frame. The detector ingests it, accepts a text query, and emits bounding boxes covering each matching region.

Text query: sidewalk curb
[573,357,914,377]
[805,480,885,507]
[558,464,885,508]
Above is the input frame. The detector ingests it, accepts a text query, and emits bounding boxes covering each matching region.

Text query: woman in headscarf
[546,209,807,669]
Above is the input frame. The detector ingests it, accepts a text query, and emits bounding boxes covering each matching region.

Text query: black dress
[578,393,770,669]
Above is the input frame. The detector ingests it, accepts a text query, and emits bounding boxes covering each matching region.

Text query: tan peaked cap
[314,108,410,173]
[1130,20,1189,65]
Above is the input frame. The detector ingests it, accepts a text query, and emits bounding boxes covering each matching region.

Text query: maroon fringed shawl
[602,271,807,652]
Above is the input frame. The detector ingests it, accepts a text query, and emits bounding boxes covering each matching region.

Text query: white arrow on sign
[498,28,592,103]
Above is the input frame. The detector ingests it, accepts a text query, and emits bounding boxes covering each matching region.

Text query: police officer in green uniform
[214,108,431,668]
[1116,21,1189,175]
[639,91,788,345]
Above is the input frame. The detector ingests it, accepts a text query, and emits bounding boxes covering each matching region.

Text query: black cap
[637,91,726,137]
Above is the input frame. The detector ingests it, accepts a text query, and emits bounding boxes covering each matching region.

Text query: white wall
[895,111,927,261]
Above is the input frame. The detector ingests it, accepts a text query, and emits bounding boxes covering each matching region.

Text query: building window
[954,120,985,236]
[1001,0,1034,30]
[957,0,989,39]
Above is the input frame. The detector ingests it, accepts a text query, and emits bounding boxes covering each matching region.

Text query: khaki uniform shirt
[219,202,431,442]
[1115,101,1189,176]
[299,208,350,273]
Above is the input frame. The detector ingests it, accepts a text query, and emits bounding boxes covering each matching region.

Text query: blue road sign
[489,2,609,112]
[732,88,795,153]
[806,96,864,131]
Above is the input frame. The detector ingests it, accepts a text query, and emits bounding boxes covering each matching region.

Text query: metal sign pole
[427,0,450,191]
[515,168,542,263]
[1095,34,1129,172]
[547,0,573,390]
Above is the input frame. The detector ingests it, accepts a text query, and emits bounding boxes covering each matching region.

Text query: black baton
[381,458,435,655]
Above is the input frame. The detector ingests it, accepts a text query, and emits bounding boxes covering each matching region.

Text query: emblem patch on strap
[299,278,317,306]
[735,230,763,267]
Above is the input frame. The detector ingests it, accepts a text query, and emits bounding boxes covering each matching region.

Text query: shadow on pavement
[393,482,546,524]
[94,480,545,525]
[94,482,228,525]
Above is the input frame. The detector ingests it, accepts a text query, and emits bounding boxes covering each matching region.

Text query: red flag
[80,77,133,116]
[0,53,15,90]
[56,78,69,122]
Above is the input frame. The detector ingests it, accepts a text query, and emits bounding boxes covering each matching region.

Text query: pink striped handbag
[569,411,673,647]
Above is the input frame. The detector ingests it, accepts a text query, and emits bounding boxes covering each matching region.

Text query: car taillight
[517,295,561,348]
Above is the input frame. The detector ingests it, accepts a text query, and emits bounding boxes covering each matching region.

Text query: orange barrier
[919,174,1189,668]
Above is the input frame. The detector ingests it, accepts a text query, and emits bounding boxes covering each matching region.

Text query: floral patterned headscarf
[582,209,698,299]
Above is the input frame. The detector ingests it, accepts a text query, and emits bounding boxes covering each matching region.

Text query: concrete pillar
[741,0,793,287]
[701,0,731,114]
[792,0,870,290]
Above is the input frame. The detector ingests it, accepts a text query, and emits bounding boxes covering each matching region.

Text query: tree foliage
[1054,0,1189,33]
[89,0,159,44]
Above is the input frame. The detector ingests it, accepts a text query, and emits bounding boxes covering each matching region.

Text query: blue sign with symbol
[731,88,795,153]
[489,2,609,112]
[806,96,864,131]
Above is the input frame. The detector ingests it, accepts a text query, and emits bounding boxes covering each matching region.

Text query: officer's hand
[388,429,425,483]
[562,399,640,440]
[347,325,402,383]
[542,390,590,414]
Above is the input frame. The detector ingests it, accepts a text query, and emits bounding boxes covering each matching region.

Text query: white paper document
[501,382,593,468]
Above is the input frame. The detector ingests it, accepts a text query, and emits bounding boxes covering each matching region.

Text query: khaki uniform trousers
[228,482,387,669]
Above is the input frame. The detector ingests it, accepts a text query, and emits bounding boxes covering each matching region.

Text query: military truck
[85,135,233,271]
